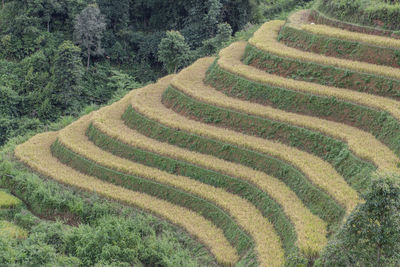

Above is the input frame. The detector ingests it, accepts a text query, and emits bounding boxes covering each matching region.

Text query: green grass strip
[50,140,253,258]
[122,106,345,231]
[242,45,400,160]
[86,123,299,259]
[243,43,400,100]
[163,84,375,194]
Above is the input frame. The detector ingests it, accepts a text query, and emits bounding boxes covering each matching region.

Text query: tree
[26,0,62,32]
[158,31,191,74]
[199,22,232,56]
[73,4,106,69]
[49,40,83,115]
[215,22,232,44]
[318,176,400,266]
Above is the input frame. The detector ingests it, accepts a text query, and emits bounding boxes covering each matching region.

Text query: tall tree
[27,0,61,32]
[158,30,191,74]
[0,86,19,117]
[318,176,400,266]
[73,4,106,69]
[50,40,83,115]
[199,22,232,56]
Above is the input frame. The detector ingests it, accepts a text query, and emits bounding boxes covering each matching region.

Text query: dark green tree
[158,30,191,74]
[26,0,61,32]
[318,176,400,266]
[0,86,19,117]
[199,22,232,56]
[49,40,83,115]
[215,22,232,43]
[73,4,106,69]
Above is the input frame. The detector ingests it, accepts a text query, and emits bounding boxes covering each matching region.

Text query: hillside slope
[15,9,400,266]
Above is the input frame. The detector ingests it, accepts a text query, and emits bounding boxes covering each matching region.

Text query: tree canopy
[318,176,400,266]
[74,4,106,69]
[158,31,191,74]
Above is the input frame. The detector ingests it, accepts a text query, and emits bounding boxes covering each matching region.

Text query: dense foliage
[158,31,191,74]
[318,176,400,266]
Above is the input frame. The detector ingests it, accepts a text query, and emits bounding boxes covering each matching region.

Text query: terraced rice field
[15,8,400,266]
[0,191,27,239]
[0,191,21,209]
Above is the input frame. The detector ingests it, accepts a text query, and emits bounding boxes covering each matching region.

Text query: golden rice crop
[91,77,327,257]
[129,76,361,215]
[249,20,400,81]
[194,51,400,174]
[218,41,400,172]
[0,191,21,208]
[0,220,28,239]
[14,131,239,266]
[57,110,284,267]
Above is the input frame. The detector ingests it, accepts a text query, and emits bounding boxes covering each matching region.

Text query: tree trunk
[2,0,4,8]
[87,47,91,70]
[377,245,382,266]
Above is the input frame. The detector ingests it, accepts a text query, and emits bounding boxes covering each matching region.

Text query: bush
[318,176,400,266]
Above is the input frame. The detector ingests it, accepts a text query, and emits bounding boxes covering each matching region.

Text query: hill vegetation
[1,0,400,266]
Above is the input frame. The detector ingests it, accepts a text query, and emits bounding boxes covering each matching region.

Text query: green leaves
[158,31,192,74]
[319,176,400,266]
[50,40,83,116]
[73,4,106,69]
